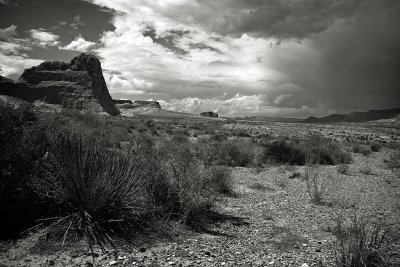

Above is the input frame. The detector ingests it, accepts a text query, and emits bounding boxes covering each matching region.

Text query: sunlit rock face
[0,54,120,116]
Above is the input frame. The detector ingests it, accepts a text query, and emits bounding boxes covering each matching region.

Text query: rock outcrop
[200,111,218,118]
[0,54,120,115]
[131,101,161,109]
[113,99,133,105]
[115,100,161,110]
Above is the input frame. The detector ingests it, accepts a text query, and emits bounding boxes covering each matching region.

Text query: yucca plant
[35,132,153,248]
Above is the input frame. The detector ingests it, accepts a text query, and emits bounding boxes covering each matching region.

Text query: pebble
[301,264,309,267]
[109,260,118,265]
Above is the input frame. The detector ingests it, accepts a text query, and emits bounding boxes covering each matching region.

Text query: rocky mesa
[0,53,120,116]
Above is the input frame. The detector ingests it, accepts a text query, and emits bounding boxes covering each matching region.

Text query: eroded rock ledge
[0,53,119,116]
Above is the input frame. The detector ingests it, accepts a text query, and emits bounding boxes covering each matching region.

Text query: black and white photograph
[0,0,399,266]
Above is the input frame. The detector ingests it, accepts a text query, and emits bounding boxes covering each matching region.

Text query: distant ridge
[303,108,400,123]
[236,116,302,123]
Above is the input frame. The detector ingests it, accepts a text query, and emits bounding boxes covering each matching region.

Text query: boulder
[0,53,120,115]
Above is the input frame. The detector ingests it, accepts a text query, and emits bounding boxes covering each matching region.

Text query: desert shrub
[353,144,372,156]
[171,133,189,143]
[289,171,301,179]
[232,129,252,138]
[264,137,351,166]
[195,138,262,167]
[274,176,289,189]
[210,132,228,142]
[35,132,153,247]
[337,164,350,175]
[0,104,51,239]
[150,141,212,226]
[304,166,329,204]
[359,163,373,175]
[219,140,257,167]
[264,139,307,165]
[204,165,233,194]
[195,137,223,166]
[386,150,400,169]
[333,215,389,267]
[370,143,381,152]
[172,128,190,136]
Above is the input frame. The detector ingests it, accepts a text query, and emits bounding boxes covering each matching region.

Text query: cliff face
[0,54,120,116]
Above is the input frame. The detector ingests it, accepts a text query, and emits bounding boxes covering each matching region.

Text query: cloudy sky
[0,0,399,117]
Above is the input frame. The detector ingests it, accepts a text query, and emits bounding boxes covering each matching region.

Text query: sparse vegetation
[305,166,330,204]
[353,144,372,156]
[264,137,352,165]
[1,104,399,266]
[333,215,390,267]
[289,171,301,179]
[337,164,350,175]
[204,165,233,194]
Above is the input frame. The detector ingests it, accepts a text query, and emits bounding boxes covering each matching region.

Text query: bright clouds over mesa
[1,0,400,117]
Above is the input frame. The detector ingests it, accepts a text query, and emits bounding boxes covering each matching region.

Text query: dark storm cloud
[179,0,364,39]
[268,1,400,111]
[142,26,189,55]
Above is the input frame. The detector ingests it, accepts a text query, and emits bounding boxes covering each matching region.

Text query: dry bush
[150,141,212,227]
[370,143,382,152]
[195,137,263,167]
[386,150,400,170]
[353,144,372,156]
[333,215,390,267]
[337,164,350,175]
[289,171,301,179]
[0,104,52,239]
[274,176,289,189]
[304,165,330,204]
[359,161,373,175]
[264,137,352,166]
[204,165,233,194]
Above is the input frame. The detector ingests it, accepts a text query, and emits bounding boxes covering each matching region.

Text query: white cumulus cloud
[29,29,60,47]
[60,36,96,52]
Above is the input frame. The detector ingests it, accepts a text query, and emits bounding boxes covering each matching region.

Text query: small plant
[204,165,233,194]
[274,176,288,189]
[289,171,301,179]
[386,150,400,169]
[359,162,372,175]
[353,144,372,156]
[333,215,389,267]
[370,143,381,152]
[304,166,329,204]
[337,164,350,175]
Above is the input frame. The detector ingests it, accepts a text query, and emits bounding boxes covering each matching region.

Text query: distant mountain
[303,108,400,123]
[236,116,302,123]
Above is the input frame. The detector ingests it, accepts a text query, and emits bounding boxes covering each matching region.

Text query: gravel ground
[1,149,399,267]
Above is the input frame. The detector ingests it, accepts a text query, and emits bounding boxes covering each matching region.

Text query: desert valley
[1,0,400,266]
[0,53,399,267]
